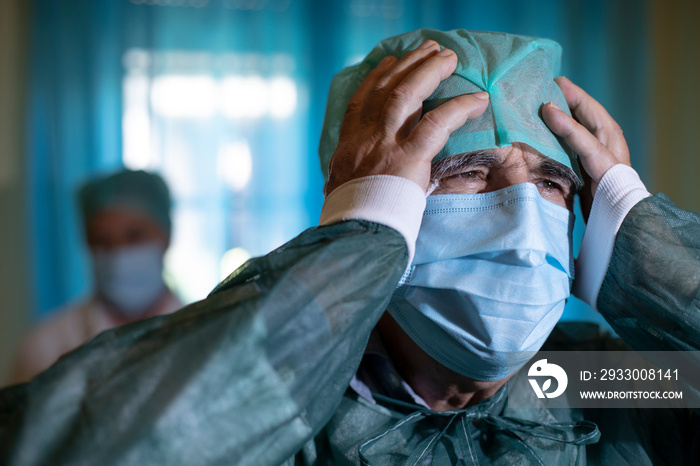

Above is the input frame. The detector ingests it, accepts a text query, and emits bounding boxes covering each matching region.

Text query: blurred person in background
[9,169,182,385]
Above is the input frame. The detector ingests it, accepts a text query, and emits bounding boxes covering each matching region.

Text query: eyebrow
[430,150,583,193]
[431,151,498,181]
[535,158,583,192]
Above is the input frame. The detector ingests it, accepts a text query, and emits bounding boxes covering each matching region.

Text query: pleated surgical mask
[92,241,167,317]
[388,183,574,381]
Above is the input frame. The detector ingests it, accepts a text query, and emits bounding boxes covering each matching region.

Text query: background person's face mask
[388,183,574,381]
[92,241,167,317]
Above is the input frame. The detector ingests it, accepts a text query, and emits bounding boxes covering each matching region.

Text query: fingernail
[418,40,436,50]
[548,101,561,110]
[437,48,454,57]
[473,91,489,100]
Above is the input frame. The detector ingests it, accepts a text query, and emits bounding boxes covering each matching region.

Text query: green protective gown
[1,193,699,465]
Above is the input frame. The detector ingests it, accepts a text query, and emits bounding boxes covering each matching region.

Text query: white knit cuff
[319,175,427,264]
[573,164,651,308]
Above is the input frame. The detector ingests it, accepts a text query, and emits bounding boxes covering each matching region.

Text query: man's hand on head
[542,76,631,219]
[324,40,490,197]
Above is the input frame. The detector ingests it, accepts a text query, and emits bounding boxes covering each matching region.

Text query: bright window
[122,48,310,303]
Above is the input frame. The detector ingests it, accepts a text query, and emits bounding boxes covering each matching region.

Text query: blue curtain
[28,1,125,315]
[27,0,650,325]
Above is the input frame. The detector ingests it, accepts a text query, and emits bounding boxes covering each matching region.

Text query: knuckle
[599,122,622,137]
[611,123,624,137]
[387,84,414,104]
[593,142,613,163]
[366,87,385,104]
[598,123,625,149]
[420,110,448,131]
[344,99,363,116]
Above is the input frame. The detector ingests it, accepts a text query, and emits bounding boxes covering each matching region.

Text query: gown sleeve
[590,193,700,465]
[0,221,408,466]
[596,192,700,413]
[596,193,700,352]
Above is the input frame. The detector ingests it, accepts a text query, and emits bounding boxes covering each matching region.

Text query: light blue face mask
[388,183,574,381]
[92,241,167,317]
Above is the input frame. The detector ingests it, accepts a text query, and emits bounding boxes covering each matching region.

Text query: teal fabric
[0,221,408,466]
[296,368,600,465]
[597,193,700,353]
[78,169,173,237]
[319,29,578,182]
[1,195,699,465]
[295,320,700,465]
[595,194,700,422]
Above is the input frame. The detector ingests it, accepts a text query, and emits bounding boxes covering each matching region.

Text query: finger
[555,76,630,164]
[340,41,441,134]
[542,102,617,182]
[380,48,460,133]
[341,55,399,130]
[361,41,442,121]
[403,92,490,161]
[372,40,441,92]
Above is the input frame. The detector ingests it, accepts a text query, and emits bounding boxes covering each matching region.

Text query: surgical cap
[78,169,172,237]
[319,28,579,181]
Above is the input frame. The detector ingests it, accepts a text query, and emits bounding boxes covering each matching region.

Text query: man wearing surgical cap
[1,30,699,465]
[9,169,182,384]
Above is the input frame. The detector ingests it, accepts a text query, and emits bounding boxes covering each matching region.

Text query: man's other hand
[324,40,490,196]
[542,77,631,220]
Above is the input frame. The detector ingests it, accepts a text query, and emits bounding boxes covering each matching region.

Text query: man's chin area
[377,313,519,411]
[429,371,515,411]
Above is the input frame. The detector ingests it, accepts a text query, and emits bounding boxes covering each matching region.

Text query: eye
[430,165,489,195]
[537,179,563,192]
[446,169,484,181]
[456,171,479,179]
[535,178,575,209]
[125,226,148,243]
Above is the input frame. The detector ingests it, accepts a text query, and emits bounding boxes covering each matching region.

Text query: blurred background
[1,0,698,383]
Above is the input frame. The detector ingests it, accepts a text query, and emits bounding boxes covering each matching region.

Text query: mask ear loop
[426,179,440,196]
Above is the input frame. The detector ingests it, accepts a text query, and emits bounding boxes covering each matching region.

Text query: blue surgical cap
[319,29,579,181]
[78,169,172,237]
